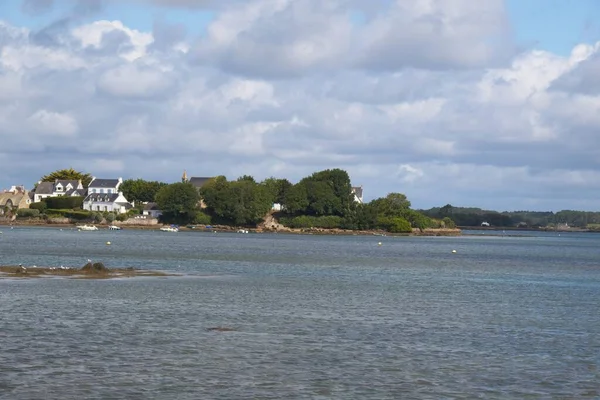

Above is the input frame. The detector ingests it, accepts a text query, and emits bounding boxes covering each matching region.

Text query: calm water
[0,226,599,399]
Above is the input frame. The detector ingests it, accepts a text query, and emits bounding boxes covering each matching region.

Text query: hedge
[29,202,47,212]
[17,209,41,218]
[279,215,343,229]
[376,216,412,233]
[193,211,212,225]
[46,209,91,220]
[44,196,84,210]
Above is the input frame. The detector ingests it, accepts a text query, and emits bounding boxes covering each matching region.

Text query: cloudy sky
[1,0,600,211]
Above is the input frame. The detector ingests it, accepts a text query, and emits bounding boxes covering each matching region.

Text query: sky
[1,0,600,211]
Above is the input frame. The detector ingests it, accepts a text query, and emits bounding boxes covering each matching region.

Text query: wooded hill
[420,204,600,229]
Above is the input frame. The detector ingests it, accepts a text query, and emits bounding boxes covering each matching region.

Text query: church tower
[182,170,188,183]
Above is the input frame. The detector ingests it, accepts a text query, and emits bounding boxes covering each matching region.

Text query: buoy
[378,242,382,246]
[452,249,457,253]
[106,241,111,245]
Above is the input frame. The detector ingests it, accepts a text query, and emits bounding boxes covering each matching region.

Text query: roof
[352,186,363,199]
[65,188,86,196]
[55,180,80,187]
[35,182,54,195]
[188,177,213,188]
[89,178,120,188]
[143,202,160,211]
[84,193,120,203]
[0,193,27,207]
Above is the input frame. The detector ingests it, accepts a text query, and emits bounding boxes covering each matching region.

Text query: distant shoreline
[459,226,598,233]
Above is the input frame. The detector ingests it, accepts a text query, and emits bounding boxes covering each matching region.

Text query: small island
[0,262,176,280]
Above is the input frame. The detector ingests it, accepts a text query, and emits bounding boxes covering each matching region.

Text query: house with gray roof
[33,179,85,202]
[83,177,132,214]
[142,202,162,218]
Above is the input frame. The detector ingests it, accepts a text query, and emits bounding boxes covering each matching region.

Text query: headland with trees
[7,168,458,235]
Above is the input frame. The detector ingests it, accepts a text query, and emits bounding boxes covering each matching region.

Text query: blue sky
[1,0,598,54]
[506,0,600,55]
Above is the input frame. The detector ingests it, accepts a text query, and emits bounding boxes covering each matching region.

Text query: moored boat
[78,225,98,231]
[160,226,179,232]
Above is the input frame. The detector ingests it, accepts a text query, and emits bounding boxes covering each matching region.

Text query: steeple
[182,169,188,183]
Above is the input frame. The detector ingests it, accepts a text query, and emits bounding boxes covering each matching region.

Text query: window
[97,206,100,211]
[104,206,108,212]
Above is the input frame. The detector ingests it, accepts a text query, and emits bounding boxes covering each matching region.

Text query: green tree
[262,177,292,205]
[308,168,353,216]
[155,182,200,224]
[442,217,456,229]
[120,179,168,203]
[40,168,93,187]
[283,183,309,215]
[305,180,340,216]
[371,193,412,218]
[200,177,272,225]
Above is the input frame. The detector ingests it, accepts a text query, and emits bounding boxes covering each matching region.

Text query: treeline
[421,204,600,228]
[24,167,456,232]
[152,168,454,232]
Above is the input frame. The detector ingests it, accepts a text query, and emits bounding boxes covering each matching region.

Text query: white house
[83,177,132,214]
[351,186,363,204]
[33,180,85,203]
[142,202,162,218]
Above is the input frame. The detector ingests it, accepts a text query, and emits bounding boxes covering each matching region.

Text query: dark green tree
[262,177,292,205]
[283,183,309,215]
[40,168,93,187]
[200,176,272,226]
[155,182,200,224]
[121,179,168,203]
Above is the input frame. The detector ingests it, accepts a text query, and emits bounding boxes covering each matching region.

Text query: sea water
[0,226,599,399]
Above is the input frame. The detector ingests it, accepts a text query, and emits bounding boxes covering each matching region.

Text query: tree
[308,168,353,216]
[155,182,200,224]
[262,177,292,205]
[40,168,93,187]
[121,179,168,203]
[305,180,340,216]
[370,193,412,218]
[283,183,309,215]
[200,177,272,225]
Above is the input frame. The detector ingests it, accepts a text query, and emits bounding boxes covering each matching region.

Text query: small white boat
[108,225,121,230]
[237,229,249,234]
[160,226,179,232]
[78,225,98,231]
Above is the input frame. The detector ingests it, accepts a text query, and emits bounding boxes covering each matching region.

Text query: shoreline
[1,221,462,237]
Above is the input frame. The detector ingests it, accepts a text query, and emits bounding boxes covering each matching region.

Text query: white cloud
[96,63,174,98]
[28,110,79,136]
[3,1,600,211]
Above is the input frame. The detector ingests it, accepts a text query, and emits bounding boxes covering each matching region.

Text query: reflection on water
[0,227,599,399]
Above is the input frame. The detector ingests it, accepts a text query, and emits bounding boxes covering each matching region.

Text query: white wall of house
[34,193,52,203]
[83,192,130,214]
